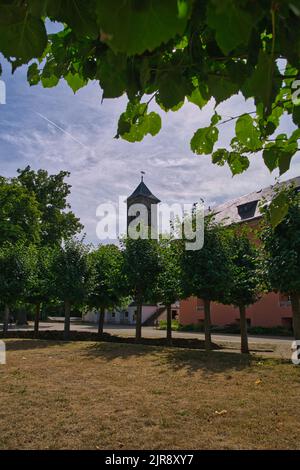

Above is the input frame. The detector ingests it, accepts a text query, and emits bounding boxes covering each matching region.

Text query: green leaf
[121,112,161,142]
[235,114,261,151]
[187,85,209,109]
[212,149,249,174]
[211,112,222,126]
[65,72,87,93]
[41,74,60,88]
[292,105,300,126]
[157,72,191,109]
[190,126,219,155]
[27,63,40,86]
[46,0,98,38]
[206,0,253,55]
[208,73,239,105]
[262,146,279,172]
[211,148,227,166]
[263,139,297,175]
[117,102,161,142]
[97,51,127,99]
[0,5,47,63]
[269,192,290,228]
[227,152,250,175]
[96,0,190,55]
[243,50,279,116]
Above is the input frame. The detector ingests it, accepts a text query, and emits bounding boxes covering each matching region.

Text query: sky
[1,26,300,244]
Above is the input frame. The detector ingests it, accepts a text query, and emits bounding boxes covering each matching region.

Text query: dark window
[111,312,115,318]
[237,200,258,220]
[125,312,129,318]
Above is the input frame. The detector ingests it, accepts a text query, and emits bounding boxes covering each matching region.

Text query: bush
[179,322,205,332]
[158,319,181,331]
[160,321,293,337]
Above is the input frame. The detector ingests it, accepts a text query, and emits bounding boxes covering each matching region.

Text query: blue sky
[1,36,300,244]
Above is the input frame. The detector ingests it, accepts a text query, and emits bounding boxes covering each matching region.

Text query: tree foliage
[156,238,182,306]
[181,216,231,349]
[1,1,300,224]
[223,228,261,353]
[89,244,124,309]
[0,178,41,246]
[15,166,83,245]
[260,185,300,295]
[225,228,260,308]
[122,237,161,339]
[260,184,300,339]
[88,243,124,335]
[0,242,29,334]
[51,239,92,338]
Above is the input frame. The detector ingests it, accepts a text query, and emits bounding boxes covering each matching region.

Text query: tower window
[237,200,258,220]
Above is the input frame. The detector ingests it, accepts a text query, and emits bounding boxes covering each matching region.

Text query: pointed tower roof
[127,178,160,203]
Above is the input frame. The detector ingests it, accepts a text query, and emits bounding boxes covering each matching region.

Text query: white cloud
[0,67,300,243]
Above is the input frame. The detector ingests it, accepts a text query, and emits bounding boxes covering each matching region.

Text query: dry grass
[0,339,299,450]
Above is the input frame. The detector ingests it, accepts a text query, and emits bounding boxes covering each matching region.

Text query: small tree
[122,237,161,340]
[181,217,231,350]
[0,179,41,246]
[0,243,29,336]
[224,229,260,354]
[25,245,54,338]
[88,244,124,337]
[156,238,182,345]
[16,166,83,246]
[51,239,91,339]
[260,185,300,340]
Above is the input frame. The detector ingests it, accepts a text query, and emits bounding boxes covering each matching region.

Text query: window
[125,312,129,318]
[111,312,115,318]
[237,200,258,220]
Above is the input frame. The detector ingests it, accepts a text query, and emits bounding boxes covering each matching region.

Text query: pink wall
[179,293,292,327]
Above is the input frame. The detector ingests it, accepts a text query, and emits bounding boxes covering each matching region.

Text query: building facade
[179,177,300,328]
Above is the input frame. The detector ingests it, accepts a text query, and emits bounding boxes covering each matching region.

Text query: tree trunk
[203,299,212,351]
[239,304,249,354]
[135,304,142,341]
[98,306,105,337]
[3,303,9,336]
[64,300,71,340]
[34,302,41,339]
[291,293,300,341]
[166,304,172,345]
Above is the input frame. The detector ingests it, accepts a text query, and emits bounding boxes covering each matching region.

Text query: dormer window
[237,200,258,220]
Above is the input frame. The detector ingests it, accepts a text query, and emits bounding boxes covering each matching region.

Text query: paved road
[6,321,293,345]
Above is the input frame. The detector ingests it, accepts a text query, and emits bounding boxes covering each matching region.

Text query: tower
[127,173,160,237]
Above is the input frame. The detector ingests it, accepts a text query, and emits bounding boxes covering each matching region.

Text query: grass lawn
[0,339,299,450]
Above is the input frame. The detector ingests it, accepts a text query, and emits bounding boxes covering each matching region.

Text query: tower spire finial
[141,170,145,182]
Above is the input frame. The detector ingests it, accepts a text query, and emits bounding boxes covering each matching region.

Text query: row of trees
[1,168,299,354]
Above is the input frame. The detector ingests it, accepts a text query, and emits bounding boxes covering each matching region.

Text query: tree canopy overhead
[1,1,300,223]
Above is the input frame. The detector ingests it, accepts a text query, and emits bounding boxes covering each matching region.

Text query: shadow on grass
[3,339,72,351]
[0,330,219,351]
[82,341,262,374]
[2,334,288,374]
